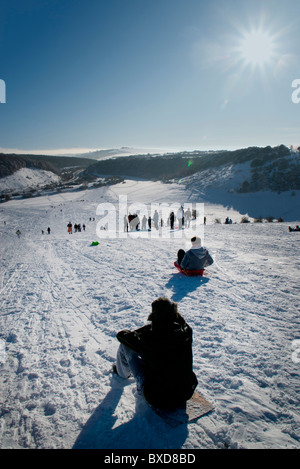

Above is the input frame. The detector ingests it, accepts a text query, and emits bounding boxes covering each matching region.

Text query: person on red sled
[177,236,213,271]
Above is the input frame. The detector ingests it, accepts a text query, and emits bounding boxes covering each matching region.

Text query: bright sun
[239,29,276,67]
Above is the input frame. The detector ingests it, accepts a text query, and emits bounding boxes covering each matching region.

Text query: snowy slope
[0,180,299,449]
[0,167,61,194]
[1,160,300,221]
[183,161,300,221]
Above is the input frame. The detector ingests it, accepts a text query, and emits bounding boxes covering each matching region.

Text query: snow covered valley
[0,179,299,449]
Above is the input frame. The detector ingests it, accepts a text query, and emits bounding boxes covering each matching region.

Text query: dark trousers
[177,249,185,266]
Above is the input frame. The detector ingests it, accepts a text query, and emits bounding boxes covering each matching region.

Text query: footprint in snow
[59,358,71,367]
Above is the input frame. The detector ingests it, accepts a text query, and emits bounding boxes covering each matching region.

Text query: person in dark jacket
[169,211,175,230]
[113,297,198,410]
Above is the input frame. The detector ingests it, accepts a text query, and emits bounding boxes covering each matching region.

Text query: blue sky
[0,0,299,154]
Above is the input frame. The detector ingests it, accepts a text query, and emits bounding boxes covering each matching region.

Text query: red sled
[174,261,204,277]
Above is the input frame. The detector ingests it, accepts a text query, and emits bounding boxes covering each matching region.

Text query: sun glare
[239,29,276,68]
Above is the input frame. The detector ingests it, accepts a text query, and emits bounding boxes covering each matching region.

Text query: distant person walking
[169,212,175,230]
[153,210,159,230]
[67,222,72,234]
[177,206,184,229]
[142,215,147,230]
[184,208,191,228]
[124,215,128,232]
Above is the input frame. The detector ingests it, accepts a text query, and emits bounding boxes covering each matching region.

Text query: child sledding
[174,236,213,276]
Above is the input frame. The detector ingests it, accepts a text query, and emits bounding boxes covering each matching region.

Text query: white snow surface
[0,179,299,449]
[0,167,61,193]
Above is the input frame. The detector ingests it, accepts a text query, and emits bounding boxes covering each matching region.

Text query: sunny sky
[0,0,299,155]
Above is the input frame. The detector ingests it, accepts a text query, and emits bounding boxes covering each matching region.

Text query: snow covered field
[0,179,299,449]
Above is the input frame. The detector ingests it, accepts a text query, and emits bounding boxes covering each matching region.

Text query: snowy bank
[0,167,61,194]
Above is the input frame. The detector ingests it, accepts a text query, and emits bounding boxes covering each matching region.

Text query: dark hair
[148,297,183,329]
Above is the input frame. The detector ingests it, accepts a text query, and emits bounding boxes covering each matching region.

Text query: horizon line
[0,142,297,157]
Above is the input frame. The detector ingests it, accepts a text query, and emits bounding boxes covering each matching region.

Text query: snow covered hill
[0,167,61,194]
[183,161,300,221]
[0,179,299,449]
[1,145,299,222]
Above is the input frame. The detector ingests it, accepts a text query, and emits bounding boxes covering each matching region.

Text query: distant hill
[75,146,166,160]
[0,153,96,179]
[1,145,300,203]
[0,153,98,199]
[80,144,300,192]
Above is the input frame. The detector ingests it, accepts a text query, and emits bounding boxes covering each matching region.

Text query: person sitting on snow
[177,236,213,271]
[113,297,198,410]
[289,225,300,232]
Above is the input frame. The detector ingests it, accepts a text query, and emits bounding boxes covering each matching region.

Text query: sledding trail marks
[0,228,120,448]
[213,247,299,325]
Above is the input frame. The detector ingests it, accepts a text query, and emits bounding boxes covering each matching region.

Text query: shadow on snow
[165,273,209,302]
[73,375,188,449]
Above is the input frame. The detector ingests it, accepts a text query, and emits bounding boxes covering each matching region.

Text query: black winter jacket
[116,317,198,410]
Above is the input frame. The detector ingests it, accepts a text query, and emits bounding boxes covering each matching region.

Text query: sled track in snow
[65,243,157,313]
[0,264,24,308]
[212,252,299,326]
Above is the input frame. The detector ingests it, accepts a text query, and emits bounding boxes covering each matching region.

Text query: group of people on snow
[16,219,90,237]
[124,207,194,232]
[288,225,300,232]
[67,222,86,234]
